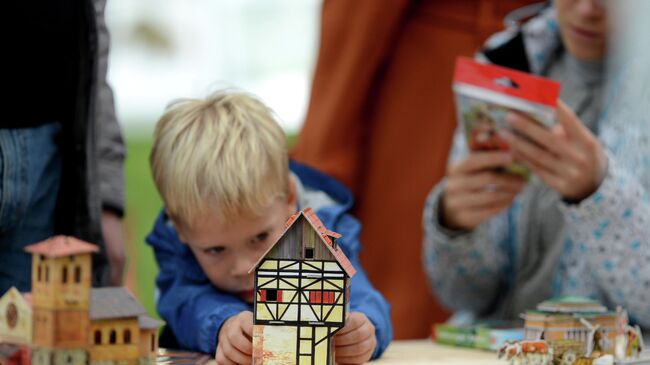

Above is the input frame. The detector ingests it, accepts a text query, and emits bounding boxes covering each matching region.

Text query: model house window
[94,330,102,345]
[45,266,49,282]
[124,329,131,344]
[151,334,155,352]
[62,266,68,283]
[260,289,282,302]
[310,291,335,304]
[109,330,117,344]
[75,266,81,283]
[37,265,42,282]
[305,247,314,259]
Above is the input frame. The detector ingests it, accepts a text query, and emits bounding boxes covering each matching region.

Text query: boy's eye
[253,232,269,243]
[204,247,225,256]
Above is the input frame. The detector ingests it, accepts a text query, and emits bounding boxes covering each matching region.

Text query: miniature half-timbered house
[249,208,356,365]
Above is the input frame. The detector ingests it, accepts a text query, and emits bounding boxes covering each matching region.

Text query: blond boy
[147,91,392,364]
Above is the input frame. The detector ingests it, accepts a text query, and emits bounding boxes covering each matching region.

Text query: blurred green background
[124,133,161,317]
[124,131,297,318]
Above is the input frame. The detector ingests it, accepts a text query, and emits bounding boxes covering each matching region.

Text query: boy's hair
[150,90,289,228]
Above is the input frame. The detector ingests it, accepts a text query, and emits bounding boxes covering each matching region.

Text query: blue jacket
[146,161,393,357]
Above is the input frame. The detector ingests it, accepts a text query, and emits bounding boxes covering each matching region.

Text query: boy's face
[177,181,297,303]
[556,0,608,61]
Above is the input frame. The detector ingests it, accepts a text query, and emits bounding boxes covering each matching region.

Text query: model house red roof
[302,208,356,277]
[24,235,99,258]
[250,208,356,277]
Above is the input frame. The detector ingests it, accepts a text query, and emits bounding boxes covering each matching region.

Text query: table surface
[374,340,506,365]
[158,340,507,365]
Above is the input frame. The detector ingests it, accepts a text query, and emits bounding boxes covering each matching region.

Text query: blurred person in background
[292,0,538,338]
[1,0,126,293]
[423,0,650,329]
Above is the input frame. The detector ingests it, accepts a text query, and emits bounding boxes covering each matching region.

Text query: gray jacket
[423,5,650,328]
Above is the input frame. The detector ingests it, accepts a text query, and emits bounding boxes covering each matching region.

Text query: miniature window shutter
[310,291,322,303]
[323,291,335,304]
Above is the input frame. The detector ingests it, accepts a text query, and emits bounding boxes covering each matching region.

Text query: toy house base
[252,324,339,365]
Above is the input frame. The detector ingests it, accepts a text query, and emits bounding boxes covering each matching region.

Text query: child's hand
[500,100,607,202]
[441,152,526,230]
[216,311,253,365]
[334,312,376,364]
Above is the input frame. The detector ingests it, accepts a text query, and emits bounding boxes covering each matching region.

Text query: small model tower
[26,236,98,365]
[250,208,356,365]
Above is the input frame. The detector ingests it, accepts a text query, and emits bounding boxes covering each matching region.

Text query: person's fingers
[336,313,365,336]
[215,344,237,365]
[335,336,376,362]
[335,323,374,347]
[501,129,564,175]
[230,330,253,356]
[447,171,526,194]
[505,112,584,162]
[446,189,520,211]
[557,100,592,141]
[452,202,514,227]
[449,152,513,175]
[239,312,254,338]
[517,155,576,198]
[220,337,251,365]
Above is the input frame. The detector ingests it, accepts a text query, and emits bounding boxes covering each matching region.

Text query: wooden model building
[249,208,356,365]
[0,288,32,365]
[499,297,648,365]
[0,288,32,346]
[0,236,162,365]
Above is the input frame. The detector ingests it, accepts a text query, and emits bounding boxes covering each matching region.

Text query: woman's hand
[500,100,607,202]
[441,152,527,230]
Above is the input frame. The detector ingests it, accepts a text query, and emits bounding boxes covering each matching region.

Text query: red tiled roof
[249,209,356,277]
[302,208,356,278]
[24,235,99,258]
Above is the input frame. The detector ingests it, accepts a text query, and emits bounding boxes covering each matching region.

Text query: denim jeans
[0,122,62,294]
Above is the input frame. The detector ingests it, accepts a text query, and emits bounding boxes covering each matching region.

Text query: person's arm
[422,126,520,314]
[556,155,650,328]
[553,60,650,327]
[332,210,392,359]
[94,0,127,286]
[146,212,250,353]
[422,181,512,314]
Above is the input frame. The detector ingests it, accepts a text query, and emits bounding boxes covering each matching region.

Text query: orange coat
[292,0,537,339]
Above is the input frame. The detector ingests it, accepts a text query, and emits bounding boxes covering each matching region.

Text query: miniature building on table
[249,208,356,365]
[523,297,618,354]
[16,236,162,365]
[89,288,161,365]
[0,288,32,346]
